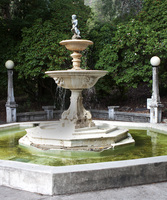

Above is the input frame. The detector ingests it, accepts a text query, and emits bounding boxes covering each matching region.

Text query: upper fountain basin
[60,39,93,51]
[45,70,107,90]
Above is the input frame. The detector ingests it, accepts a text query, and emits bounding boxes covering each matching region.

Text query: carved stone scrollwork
[54,77,64,87]
[82,76,96,88]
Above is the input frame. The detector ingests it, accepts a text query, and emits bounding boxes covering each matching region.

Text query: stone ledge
[16,109,150,123]
[52,156,167,195]
[0,156,167,195]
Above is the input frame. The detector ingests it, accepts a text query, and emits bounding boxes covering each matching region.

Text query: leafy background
[0,0,167,119]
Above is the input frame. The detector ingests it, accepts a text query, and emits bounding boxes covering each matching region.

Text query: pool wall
[0,121,167,195]
[0,156,167,195]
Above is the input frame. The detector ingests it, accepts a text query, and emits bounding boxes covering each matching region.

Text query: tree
[87,23,115,69]
[0,0,91,108]
[86,0,143,24]
[14,0,90,104]
[15,0,90,78]
[0,0,52,100]
[88,0,167,100]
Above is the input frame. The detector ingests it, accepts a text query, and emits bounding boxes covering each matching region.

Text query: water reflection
[147,130,158,156]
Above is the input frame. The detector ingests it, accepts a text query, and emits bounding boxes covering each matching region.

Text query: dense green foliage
[16,0,90,79]
[0,0,90,105]
[87,0,167,99]
[0,0,53,99]
[0,0,167,111]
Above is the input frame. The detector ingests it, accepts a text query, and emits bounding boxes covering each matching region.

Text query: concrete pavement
[0,182,167,200]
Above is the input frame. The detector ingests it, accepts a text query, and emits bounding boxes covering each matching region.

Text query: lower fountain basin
[45,70,107,89]
[0,121,167,195]
[1,121,167,165]
[19,121,134,151]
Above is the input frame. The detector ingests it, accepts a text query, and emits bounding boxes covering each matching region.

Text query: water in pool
[0,127,167,166]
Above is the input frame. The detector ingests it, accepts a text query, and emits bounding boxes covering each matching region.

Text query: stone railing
[90,109,108,120]
[90,109,150,123]
[114,111,149,122]
[17,106,150,123]
[107,106,150,122]
[17,111,46,122]
[17,110,62,122]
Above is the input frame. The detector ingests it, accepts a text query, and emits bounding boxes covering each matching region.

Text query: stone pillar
[42,106,54,120]
[108,106,120,120]
[5,60,18,123]
[149,56,163,123]
[61,89,94,128]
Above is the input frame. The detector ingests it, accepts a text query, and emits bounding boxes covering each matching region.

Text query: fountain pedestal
[61,89,94,129]
[45,68,107,130]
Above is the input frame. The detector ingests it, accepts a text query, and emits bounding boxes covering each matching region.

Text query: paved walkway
[0,182,167,200]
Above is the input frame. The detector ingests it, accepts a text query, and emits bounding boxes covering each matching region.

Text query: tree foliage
[0,0,167,109]
[101,0,142,21]
[16,0,90,79]
[16,19,70,79]
[93,0,167,93]
[88,23,115,69]
[0,0,90,104]
[86,0,143,25]
[0,0,52,99]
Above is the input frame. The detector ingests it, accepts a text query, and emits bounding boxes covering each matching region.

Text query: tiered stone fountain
[19,15,134,151]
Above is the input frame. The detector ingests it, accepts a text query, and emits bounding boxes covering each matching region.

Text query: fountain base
[19,121,135,151]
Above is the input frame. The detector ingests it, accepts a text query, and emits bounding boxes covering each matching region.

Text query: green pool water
[0,127,167,166]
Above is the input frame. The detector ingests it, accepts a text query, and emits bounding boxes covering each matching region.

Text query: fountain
[19,15,134,151]
[1,15,167,196]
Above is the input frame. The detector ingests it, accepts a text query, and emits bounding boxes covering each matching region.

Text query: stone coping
[115,111,149,116]
[0,121,167,195]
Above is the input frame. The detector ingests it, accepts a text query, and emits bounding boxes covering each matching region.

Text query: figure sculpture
[71,14,81,39]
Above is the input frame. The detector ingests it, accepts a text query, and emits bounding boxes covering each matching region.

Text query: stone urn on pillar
[149,56,164,123]
[5,60,18,123]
